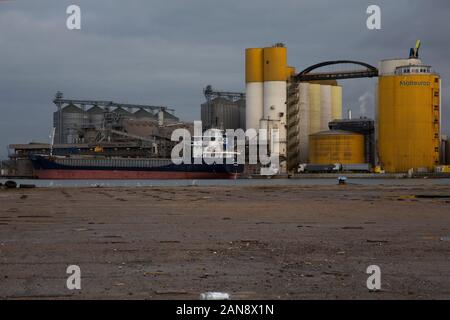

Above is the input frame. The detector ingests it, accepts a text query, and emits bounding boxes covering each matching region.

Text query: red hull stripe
[35,169,237,180]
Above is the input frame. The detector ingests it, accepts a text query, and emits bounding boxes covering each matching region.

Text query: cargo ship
[29,155,243,180]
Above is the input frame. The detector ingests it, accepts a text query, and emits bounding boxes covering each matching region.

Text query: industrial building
[4,92,192,177]
[245,44,346,172]
[200,85,245,131]
[250,41,445,174]
[53,91,180,144]
[2,43,447,178]
[287,80,343,170]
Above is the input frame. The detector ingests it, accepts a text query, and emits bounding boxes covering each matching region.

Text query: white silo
[245,48,264,131]
[262,45,288,156]
[331,85,343,120]
[320,85,332,131]
[309,84,321,135]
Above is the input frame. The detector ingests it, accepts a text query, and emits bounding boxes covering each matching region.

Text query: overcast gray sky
[0,0,449,158]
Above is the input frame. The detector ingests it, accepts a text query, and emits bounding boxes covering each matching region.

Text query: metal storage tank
[378,62,440,172]
[309,84,321,135]
[245,48,264,131]
[298,83,310,163]
[134,108,157,120]
[114,107,134,119]
[61,104,86,143]
[331,85,343,120]
[236,98,246,130]
[87,106,105,128]
[201,97,240,130]
[159,110,179,124]
[309,130,365,164]
[329,118,375,166]
[263,45,288,156]
[320,85,332,131]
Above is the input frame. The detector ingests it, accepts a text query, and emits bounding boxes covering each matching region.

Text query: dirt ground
[1,184,450,299]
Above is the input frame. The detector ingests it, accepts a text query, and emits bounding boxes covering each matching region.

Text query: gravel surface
[1,184,450,299]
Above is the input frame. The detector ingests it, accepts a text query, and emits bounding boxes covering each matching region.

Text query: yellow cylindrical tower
[378,63,440,172]
[245,48,264,131]
[246,48,264,83]
[263,45,288,156]
[263,46,288,82]
[309,130,365,164]
[331,85,343,120]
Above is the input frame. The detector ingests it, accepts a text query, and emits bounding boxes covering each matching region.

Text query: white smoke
[358,91,373,117]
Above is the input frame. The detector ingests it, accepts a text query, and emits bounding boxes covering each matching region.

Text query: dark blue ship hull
[30,155,244,180]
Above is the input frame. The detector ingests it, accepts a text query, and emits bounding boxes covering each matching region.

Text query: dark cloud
[0,0,449,158]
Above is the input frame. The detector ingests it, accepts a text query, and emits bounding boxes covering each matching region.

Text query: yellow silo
[378,63,440,172]
[263,46,288,82]
[309,130,365,164]
[245,48,264,83]
[245,48,264,131]
[262,45,288,156]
